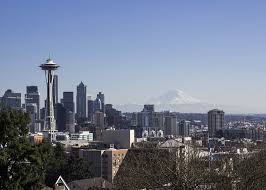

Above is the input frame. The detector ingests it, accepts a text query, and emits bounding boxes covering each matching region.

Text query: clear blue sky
[1,0,266,113]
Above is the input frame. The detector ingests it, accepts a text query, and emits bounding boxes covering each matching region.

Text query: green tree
[0,109,93,189]
[0,109,50,190]
[45,143,93,187]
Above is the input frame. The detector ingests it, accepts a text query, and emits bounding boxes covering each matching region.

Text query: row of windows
[102,153,125,158]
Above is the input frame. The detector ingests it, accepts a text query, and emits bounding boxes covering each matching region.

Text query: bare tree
[114,145,234,190]
[234,149,266,190]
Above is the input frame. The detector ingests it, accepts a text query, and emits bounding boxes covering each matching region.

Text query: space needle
[40,58,60,142]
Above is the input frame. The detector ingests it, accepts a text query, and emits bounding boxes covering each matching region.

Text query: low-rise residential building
[29,133,44,144]
[79,148,128,182]
[102,149,128,182]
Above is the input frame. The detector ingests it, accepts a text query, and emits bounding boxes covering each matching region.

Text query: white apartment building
[70,131,93,141]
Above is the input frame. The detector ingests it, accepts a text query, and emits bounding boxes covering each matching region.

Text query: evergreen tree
[45,143,93,187]
[0,109,50,190]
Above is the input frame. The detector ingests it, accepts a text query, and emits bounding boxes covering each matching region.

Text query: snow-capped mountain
[147,90,201,105]
[114,90,210,113]
[113,90,252,113]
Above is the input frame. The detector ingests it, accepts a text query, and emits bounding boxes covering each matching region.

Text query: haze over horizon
[1,1,266,113]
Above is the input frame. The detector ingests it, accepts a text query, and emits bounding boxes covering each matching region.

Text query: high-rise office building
[1,89,21,109]
[40,107,46,120]
[93,111,105,128]
[143,104,155,113]
[164,113,177,136]
[61,92,74,112]
[61,92,75,133]
[152,112,164,130]
[131,112,138,126]
[94,98,102,112]
[105,104,122,127]
[26,103,37,132]
[25,88,42,132]
[76,82,87,119]
[55,103,66,132]
[88,99,94,122]
[66,110,75,134]
[178,120,191,137]
[135,112,143,127]
[25,86,40,119]
[52,75,58,105]
[208,109,224,138]
[96,92,105,113]
[26,103,41,133]
[40,107,46,130]
[140,104,155,130]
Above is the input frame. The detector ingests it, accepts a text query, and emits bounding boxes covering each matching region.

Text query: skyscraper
[52,75,58,105]
[55,103,66,132]
[178,120,191,137]
[94,97,102,112]
[88,99,94,122]
[143,104,155,113]
[96,92,105,113]
[105,104,122,127]
[93,111,105,128]
[66,110,75,134]
[164,113,177,136]
[208,109,224,138]
[61,92,74,112]
[131,112,138,126]
[61,92,75,133]
[76,82,87,119]
[152,112,164,131]
[1,89,21,109]
[26,103,40,133]
[140,104,154,131]
[25,86,40,119]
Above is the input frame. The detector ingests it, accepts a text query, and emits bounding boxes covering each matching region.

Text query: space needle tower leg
[46,70,55,141]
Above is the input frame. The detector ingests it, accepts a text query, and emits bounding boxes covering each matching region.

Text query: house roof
[159,139,186,148]
[68,177,113,190]
[55,176,70,190]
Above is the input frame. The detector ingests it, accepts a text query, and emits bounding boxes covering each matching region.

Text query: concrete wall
[102,129,135,149]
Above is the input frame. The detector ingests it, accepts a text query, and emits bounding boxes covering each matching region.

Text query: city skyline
[2,2,266,189]
[1,1,266,113]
